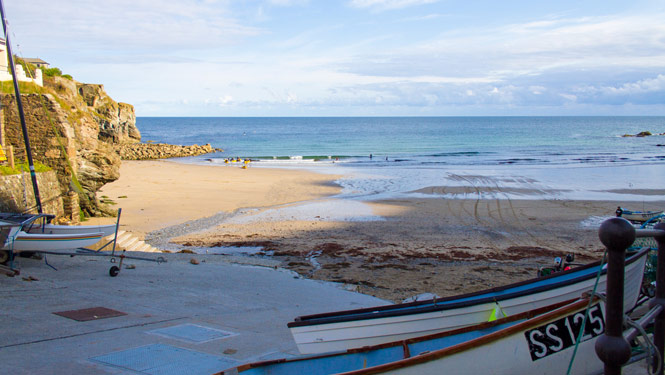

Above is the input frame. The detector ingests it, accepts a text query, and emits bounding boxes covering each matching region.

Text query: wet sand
[174,197,652,302]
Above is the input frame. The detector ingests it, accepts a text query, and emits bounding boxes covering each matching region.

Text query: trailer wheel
[109,266,120,277]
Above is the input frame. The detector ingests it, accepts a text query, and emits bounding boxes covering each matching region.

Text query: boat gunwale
[288,248,648,328]
[0,213,55,225]
[14,232,104,241]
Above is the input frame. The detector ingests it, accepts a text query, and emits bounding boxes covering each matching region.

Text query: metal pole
[0,0,42,213]
[650,222,665,375]
[595,217,634,375]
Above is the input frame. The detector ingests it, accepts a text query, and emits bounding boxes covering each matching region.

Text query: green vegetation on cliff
[0,80,45,95]
[0,161,52,176]
[0,77,87,123]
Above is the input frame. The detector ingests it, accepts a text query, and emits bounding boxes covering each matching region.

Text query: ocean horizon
[136,116,665,204]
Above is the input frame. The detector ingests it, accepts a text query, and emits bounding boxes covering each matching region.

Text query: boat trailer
[0,208,166,277]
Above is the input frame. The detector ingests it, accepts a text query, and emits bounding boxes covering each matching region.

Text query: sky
[4,0,665,116]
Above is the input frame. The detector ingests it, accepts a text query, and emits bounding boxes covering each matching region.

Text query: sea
[136,116,665,204]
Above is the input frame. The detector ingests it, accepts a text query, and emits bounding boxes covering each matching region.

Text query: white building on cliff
[0,38,43,86]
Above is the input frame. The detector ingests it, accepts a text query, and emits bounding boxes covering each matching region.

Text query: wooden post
[650,222,665,375]
[0,103,4,147]
[595,217,634,375]
[7,144,13,169]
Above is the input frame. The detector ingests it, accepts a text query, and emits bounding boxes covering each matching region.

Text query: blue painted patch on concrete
[148,323,236,343]
[91,343,238,375]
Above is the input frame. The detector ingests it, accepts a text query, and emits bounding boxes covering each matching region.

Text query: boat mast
[0,0,43,213]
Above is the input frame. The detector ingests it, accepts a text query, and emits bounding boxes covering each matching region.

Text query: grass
[0,80,45,95]
[0,161,52,176]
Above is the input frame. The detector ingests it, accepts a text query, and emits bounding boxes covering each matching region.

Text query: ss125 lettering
[524,304,604,361]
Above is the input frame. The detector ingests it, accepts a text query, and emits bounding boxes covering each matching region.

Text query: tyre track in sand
[446,174,522,253]
[447,173,576,255]
[486,177,591,254]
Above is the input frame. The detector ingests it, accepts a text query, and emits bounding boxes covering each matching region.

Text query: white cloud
[566,74,665,105]
[6,0,261,56]
[607,74,665,95]
[218,95,234,105]
[338,12,665,89]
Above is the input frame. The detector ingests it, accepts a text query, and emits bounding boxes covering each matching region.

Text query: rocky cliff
[1,76,142,217]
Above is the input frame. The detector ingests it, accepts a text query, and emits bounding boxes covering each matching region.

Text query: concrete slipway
[0,253,650,374]
[0,253,389,374]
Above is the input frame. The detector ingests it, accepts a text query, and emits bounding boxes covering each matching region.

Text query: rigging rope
[624,315,662,375]
[566,249,608,375]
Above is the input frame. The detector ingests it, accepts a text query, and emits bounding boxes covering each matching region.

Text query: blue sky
[5,0,665,116]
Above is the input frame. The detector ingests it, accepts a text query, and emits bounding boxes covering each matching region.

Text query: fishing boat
[288,248,648,354]
[616,207,664,223]
[223,297,613,375]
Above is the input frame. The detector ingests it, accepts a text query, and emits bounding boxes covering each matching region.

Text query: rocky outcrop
[116,143,218,160]
[77,83,141,143]
[0,77,129,217]
[622,131,665,137]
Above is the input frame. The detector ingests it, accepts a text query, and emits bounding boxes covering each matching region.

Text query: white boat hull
[622,211,663,222]
[289,251,647,354]
[2,226,104,252]
[24,223,117,237]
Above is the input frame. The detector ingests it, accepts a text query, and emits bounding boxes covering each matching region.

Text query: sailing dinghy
[0,213,116,263]
[0,213,116,236]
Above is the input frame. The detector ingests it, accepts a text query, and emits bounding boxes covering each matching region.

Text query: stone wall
[0,170,64,217]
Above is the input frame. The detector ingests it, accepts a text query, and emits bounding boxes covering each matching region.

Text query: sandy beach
[94,160,342,238]
[95,160,665,302]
